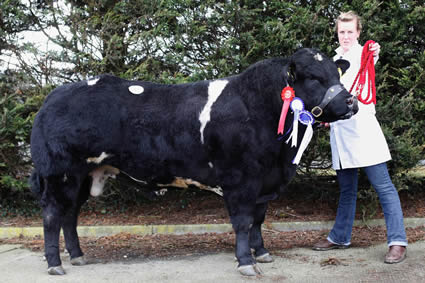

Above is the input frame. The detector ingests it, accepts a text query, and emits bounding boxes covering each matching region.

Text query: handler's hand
[314,122,330,130]
[369,42,381,57]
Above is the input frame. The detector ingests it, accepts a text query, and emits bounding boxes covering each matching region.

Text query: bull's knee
[42,213,57,231]
[42,207,62,230]
[43,213,55,228]
[231,216,254,232]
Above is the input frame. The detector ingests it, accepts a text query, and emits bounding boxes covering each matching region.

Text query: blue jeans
[328,162,407,247]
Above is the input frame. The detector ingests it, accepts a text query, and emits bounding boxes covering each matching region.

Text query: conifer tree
[0,0,423,208]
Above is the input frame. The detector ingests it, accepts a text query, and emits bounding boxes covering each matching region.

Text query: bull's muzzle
[341,95,359,119]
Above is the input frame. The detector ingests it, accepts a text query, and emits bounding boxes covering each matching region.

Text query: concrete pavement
[1,241,425,282]
[1,218,425,282]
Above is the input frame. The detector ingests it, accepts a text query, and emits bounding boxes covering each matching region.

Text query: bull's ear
[335,59,350,77]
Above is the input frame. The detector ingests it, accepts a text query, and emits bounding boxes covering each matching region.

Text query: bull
[30,48,357,276]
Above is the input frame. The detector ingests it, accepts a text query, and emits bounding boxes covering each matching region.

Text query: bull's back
[30,75,226,179]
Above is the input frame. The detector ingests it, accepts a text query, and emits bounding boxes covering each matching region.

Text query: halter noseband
[311,84,345,118]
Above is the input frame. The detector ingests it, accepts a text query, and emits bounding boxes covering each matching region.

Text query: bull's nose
[346,95,355,105]
[351,96,359,113]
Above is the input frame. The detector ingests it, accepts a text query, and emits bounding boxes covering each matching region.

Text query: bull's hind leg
[41,176,66,275]
[250,202,273,263]
[223,189,261,276]
[62,176,90,266]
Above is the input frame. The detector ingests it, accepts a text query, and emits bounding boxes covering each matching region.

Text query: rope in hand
[349,40,377,104]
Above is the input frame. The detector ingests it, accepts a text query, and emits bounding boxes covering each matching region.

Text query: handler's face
[337,20,360,53]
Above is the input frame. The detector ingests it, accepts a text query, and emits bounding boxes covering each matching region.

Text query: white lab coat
[330,42,391,170]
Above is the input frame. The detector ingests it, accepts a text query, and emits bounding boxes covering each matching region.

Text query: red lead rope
[349,40,377,104]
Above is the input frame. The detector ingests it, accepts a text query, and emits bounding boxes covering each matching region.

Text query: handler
[312,11,408,264]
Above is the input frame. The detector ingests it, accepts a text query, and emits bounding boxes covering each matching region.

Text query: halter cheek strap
[311,84,344,118]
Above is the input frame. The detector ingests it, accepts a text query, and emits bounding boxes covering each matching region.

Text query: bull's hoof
[47,265,66,275]
[237,264,262,276]
[70,256,87,266]
[256,253,274,263]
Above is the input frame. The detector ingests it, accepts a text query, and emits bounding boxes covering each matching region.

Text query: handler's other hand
[369,42,381,57]
[314,122,330,130]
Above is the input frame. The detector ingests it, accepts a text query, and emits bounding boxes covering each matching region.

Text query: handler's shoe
[312,239,350,251]
[384,245,406,264]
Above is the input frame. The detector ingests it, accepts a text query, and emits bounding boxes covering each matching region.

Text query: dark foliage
[0,0,423,214]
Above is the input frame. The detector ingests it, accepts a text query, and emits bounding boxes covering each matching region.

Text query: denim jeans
[328,162,407,247]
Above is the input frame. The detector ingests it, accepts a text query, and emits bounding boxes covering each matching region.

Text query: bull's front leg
[249,202,273,263]
[224,189,261,276]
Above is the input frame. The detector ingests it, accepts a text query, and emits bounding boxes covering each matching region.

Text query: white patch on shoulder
[86,152,110,164]
[208,162,213,168]
[128,85,144,94]
[199,80,229,143]
[87,78,100,86]
[314,53,323,61]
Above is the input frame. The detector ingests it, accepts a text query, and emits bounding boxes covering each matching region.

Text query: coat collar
[335,41,362,58]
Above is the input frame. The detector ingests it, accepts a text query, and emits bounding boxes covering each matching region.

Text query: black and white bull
[30,48,357,276]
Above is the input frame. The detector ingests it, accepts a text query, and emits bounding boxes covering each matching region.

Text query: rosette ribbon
[277,86,295,135]
[292,110,315,165]
[285,97,304,147]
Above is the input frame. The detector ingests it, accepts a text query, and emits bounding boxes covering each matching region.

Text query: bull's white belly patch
[128,85,144,94]
[87,78,99,86]
[86,152,110,164]
[199,80,228,143]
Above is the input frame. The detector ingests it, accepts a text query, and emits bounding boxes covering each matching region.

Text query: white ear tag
[128,85,144,94]
[286,98,304,147]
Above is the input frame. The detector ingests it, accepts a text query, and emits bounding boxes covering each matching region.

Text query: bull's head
[284,48,358,122]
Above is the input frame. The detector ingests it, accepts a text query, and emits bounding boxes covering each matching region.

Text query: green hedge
[0,0,423,214]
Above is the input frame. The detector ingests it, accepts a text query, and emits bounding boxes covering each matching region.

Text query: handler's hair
[336,11,362,33]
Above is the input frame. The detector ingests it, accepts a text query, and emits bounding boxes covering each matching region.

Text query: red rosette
[277,86,295,135]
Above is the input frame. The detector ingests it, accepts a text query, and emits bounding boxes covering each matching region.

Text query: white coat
[330,42,391,170]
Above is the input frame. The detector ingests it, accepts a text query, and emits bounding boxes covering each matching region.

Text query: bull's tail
[29,169,44,202]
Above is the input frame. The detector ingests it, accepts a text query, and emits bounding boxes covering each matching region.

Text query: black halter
[311,84,345,118]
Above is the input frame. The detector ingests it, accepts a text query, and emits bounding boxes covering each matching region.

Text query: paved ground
[1,240,425,283]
